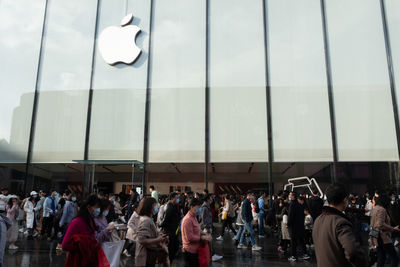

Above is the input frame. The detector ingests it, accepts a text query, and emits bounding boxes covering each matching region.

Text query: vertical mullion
[24,0,50,194]
[320,0,338,182]
[142,0,155,195]
[262,0,273,197]
[82,0,101,195]
[380,0,400,159]
[205,0,210,190]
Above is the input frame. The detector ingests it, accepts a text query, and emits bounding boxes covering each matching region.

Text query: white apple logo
[98,13,142,65]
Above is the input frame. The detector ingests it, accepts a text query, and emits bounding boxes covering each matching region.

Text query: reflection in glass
[0,0,46,162]
[268,0,333,162]
[149,0,206,162]
[210,0,268,162]
[385,0,400,127]
[89,0,150,161]
[326,0,398,161]
[32,0,98,163]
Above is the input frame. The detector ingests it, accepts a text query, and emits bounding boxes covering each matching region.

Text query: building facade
[1,0,400,196]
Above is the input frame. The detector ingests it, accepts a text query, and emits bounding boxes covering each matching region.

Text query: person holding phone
[370,194,400,267]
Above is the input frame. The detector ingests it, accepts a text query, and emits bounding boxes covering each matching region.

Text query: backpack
[254,201,260,213]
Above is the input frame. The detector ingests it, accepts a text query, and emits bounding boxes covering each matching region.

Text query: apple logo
[98,13,142,65]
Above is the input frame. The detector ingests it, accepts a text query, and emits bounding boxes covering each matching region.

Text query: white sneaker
[216,236,223,241]
[252,245,262,251]
[299,254,310,260]
[9,244,18,250]
[288,256,297,262]
[237,244,246,249]
[212,254,223,261]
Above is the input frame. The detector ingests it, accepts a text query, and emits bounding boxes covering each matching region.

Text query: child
[304,209,313,246]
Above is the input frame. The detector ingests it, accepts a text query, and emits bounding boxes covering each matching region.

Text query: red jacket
[64,234,110,267]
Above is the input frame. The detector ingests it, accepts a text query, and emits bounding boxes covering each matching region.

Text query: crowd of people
[0,184,400,266]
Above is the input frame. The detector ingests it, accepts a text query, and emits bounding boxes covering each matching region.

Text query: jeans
[258,213,265,235]
[239,222,255,246]
[377,236,398,267]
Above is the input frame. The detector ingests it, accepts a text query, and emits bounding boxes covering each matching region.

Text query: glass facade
[1,0,400,195]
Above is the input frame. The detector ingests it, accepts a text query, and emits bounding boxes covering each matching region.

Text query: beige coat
[370,205,395,245]
[313,206,367,267]
[126,211,139,242]
[135,216,169,267]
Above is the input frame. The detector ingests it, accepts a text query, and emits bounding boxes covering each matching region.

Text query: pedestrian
[278,198,290,253]
[304,208,313,246]
[125,202,140,257]
[58,192,77,250]
[135,197,169,267]
[313,184,367,267]
[257,192,266,237]
[0,212,12,267]
[0,188,9,214]
[370,194,400,267]
[216,195,236,240]
[159,192,180,263]
[308,190,323,221]
[41,190,57,240]
[181,197,212,267]
[62,195,109,266]
[199,194,223,262]
[149,186,159,203]
[287,193,309,262]
[94,199,115,244]
[24,192,36,240]
[6,196,19,250]
[237,193,262,251]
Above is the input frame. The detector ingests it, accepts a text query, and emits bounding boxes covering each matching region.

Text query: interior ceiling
[1,162,332,181]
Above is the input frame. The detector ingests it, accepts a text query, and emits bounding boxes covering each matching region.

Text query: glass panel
[385,0,400,127]
[269,0,333,161]
[149,0,205,162]
[0,164,28,194]
[89,0,150,160]
[32,0,98,163]
[209,0,268,162]
[0,0,46,162]
[326,0,398,161]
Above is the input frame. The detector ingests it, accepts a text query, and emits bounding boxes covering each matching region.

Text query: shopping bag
[198,243,210,267]
[101,240,126,267]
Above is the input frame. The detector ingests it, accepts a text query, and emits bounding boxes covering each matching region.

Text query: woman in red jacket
[62,194,109,267]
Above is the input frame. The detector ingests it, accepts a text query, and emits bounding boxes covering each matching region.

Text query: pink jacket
[181,211,201,254]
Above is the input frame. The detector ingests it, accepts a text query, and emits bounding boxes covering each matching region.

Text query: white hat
[30,191,38,196]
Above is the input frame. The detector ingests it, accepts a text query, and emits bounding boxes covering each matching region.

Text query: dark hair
[203,194,211,202]
[169,192,178,200]
[375,194,390,209]
[77,194,100,233]
[298,196,304,201]
[189,197,203,208]
[7,197,17,207]
[64,189,71,196]
[99,198,111,213]
[138,197,157,217]
[325,184,347,205]
[290,191,298,199]
[203,189,209,194]
[149,185,155,190]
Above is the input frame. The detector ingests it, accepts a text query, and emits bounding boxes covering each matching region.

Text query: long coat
[370,205,395,245]
[24,200,34,229]
[287,200,305,238]
[313,206,367,267]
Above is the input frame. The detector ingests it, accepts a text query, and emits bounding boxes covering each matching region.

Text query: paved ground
[3,230,317,267]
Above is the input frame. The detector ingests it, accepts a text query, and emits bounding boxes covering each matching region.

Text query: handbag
[222,211,227,220]
[198,243,210,267]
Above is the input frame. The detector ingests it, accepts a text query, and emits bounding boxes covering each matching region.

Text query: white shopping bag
[101,240,126,267]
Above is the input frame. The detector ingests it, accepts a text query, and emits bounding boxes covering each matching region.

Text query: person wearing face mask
[94,199,115,245]
[135,197,169,267]
[58,192,78,250]
[62,195,109,266]
[181,197,212,267]
[313,184,367,267]
[159,193,181,263]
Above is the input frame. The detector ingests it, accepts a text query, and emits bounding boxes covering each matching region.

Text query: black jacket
[160,202,180,235]
[241,198,253,224]
[288,199,305,238]
[309,196,324,220]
